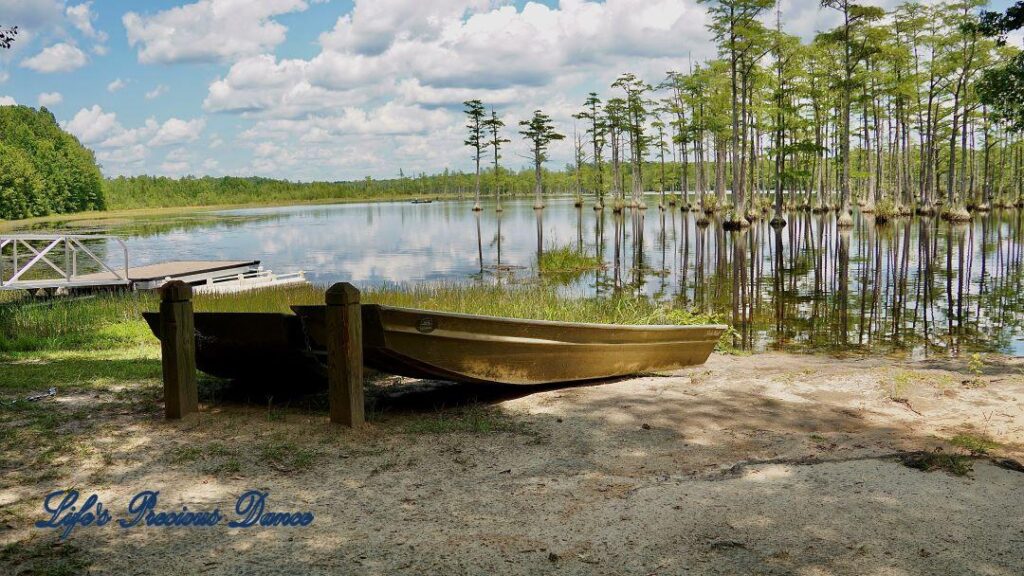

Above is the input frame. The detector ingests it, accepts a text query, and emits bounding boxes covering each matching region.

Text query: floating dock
[0,234,306,294]
[74,260,260,290]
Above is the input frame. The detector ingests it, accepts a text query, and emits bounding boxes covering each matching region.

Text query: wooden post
[325,282,364,427]
[159,281,198,419]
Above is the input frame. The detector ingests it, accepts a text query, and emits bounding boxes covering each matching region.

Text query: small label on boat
[416,317,436,333]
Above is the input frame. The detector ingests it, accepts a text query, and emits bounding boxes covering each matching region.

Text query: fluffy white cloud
[124,0,309,64]
[150,118,206,146]
[64,105,206,174]
[145,84,168,100]
[322,0,491,56]
[107,78,127,92]
[65,105,121,144]
[20,43,88,73]
[67,2,108,42]
[0,96,16,106]
[38,91,62,106]
[205,0,709,120]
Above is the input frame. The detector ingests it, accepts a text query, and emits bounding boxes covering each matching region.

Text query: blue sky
[0,0,1017,181]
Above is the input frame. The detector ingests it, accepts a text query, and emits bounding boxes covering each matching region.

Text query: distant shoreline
[0,193,465,232]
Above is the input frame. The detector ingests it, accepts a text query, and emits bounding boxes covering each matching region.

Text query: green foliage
[519,109,565,165]
[967,353,985,376]
[0,142,45,220]
[0,106,104,219]
[978,51,1024,131]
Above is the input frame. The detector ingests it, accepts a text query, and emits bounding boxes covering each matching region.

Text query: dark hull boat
[144,305,725,386]
[142,312,323,384]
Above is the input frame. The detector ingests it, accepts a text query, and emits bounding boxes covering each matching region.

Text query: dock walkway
[1,234,305,294]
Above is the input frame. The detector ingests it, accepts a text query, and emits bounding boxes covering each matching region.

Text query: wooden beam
[159,281,198,419]
[326,282,364,427]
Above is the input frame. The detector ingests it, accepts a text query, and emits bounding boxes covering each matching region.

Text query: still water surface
[29,196,1024,356]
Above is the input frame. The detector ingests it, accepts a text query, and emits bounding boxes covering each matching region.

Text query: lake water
[20,196,1024,356]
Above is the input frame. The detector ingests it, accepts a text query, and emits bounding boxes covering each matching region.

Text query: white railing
[193,269,307,294]
[0,234,129,290]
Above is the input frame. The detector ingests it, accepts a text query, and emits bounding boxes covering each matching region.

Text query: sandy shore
[2,352,1023,575]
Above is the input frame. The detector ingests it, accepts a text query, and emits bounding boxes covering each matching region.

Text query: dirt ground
[2,352,1024,575]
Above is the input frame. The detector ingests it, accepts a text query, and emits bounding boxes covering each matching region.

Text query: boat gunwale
[293,304,729,333]
[384,325,722,346]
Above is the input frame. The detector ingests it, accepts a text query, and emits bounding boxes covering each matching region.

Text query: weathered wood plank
[326,282,364,427]
[159,281,198,419]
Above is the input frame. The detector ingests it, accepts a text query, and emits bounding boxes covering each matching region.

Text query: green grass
[537,244,603,277]
[949,433,1000,455]
[365,283,722,326]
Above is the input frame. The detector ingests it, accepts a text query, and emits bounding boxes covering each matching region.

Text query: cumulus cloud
[38,91,62,106]
[0,96,16,106]
[67,2,108,43]
[20,43,88,73]
[150,118,206,146]
[65,105,123,144]
[124,0,309,64]
[107,78,127,92]
[203,0,710,119]
[64,105,206,174]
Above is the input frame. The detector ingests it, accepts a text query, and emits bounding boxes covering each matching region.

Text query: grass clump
[949,433,1000,455]
[259,440,319,473]
[537,244,603,281]
[899,450,973,476]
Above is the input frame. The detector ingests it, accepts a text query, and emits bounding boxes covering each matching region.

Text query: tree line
[460,0,1024,231]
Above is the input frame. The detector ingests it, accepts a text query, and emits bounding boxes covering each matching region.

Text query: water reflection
[24,197,1024,355]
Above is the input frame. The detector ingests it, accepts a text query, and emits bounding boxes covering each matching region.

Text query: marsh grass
[537,244,603,276]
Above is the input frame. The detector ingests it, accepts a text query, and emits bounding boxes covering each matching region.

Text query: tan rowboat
[293,304,726,385]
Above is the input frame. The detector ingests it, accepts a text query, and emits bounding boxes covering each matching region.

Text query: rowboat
[292,305,726,385]
[143,306,725,386]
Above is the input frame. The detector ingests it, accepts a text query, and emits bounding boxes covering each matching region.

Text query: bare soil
[2,352,1024,575]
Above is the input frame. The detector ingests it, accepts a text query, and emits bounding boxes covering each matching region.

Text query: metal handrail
[0,234,130,289]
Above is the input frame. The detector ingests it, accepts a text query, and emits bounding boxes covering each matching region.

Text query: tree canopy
[0,106,104,220]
